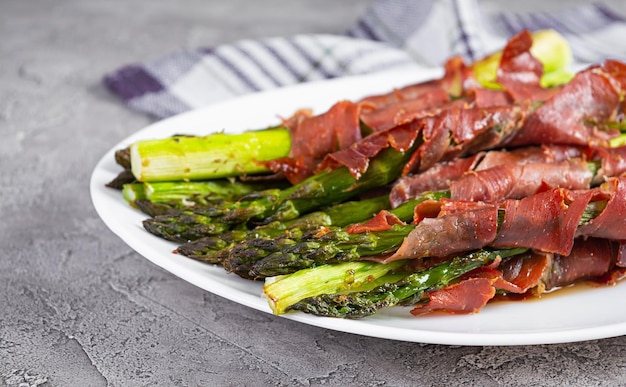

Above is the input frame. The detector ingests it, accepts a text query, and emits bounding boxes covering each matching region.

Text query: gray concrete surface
[2,0,626,386]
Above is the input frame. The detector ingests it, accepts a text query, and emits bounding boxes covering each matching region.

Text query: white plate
[91,68,626,346]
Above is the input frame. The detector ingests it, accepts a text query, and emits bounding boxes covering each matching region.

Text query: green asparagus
[175,194,392,265]
[279,248,528,318]
[130,127,292,182]
[264,259,410,315]
[123,180,287,207]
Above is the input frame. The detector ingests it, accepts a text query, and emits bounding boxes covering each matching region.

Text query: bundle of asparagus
[107,29,626,319]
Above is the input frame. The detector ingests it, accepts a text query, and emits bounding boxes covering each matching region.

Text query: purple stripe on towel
[200,47,262,92]
[103,65,164,101]
[259,40,308,83]
[347,19,384,42]
[234,45,282,87]
[595,3,626,23]
[451,0,475,61]
[287,38,337,79]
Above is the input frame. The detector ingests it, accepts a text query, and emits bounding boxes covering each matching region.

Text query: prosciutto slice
[575,177,626,240]
[316,104,527,179]
[359,88,450,132]
[389,144,585,207]
[449,159,593,202]
[542,237,617,290]
[495,29,563,102]
[504,62,625,148]
[385,177,626,262]
[389,200,499,261]
[410,277,496,316]
[475,144,583,171]
[388,153,483,207]
[262,100,362,184]
[409,237,621,316]
[590,145,626,182]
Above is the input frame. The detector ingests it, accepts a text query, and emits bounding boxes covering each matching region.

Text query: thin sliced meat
[263,100,362,184]
[468,88,513,107]
[360,88,450,132]
[359,79,446,108]
[389,144,585,207]
[315,118,420,178]
[458,267,525,293]
[403,104,528,174]
[410,277,496,316]
[317,104,527,179]
[496,251,550,293]
[389,154,483,207]
[388,178,626,261]
[409,237,619,316]
[449,159,593,202]
[504,64,622,148]
[385,201,498,262]
[492,188,585,255]
[475,144,584,171]
[496,29,563,102]
[542,237,617,291]
[345,210,405,234]
[591,145,626,181]
[576,177,626,240]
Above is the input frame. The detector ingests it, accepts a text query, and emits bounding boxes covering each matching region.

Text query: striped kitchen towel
[104,0,626,119]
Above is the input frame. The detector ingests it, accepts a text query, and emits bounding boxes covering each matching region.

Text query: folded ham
[384,177,626,262]
[410,237,625,316]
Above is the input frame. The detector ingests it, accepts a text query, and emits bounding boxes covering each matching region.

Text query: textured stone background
[2,1,626,385]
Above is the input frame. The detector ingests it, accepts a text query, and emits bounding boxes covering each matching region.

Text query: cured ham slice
[449,159,593,202]
[495,29,563,102]
[359,88,450,132]
[410,237,621,316]
[592,145,626,179]
[410,277,496,316]
[504,62,625,148]
[389,201,499,261]
[317,104,528,179]
[262,100,362,184]
[575,177,626,240]
[345,211,404,234]
[542,237,616,291]
[385,177,626,262]
[475,144,583,171]
[389,145,585,207]
[388,154,483,207]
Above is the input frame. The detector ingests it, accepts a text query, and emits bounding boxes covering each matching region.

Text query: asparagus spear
[176,194,392,265]
[130,127,292,182]
[274,248,528,318]
[264,259,411,315]
[123,180,287,208]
